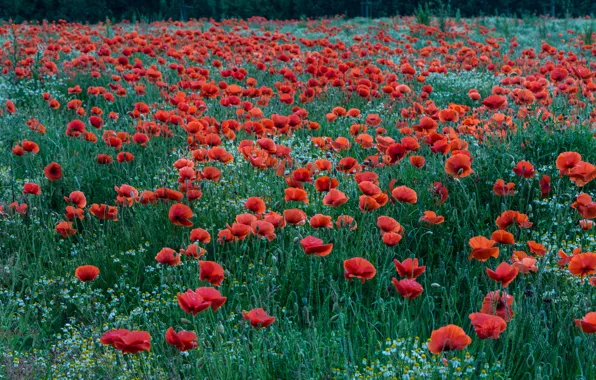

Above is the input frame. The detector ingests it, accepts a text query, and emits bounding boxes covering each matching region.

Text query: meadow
[0,15,596,379]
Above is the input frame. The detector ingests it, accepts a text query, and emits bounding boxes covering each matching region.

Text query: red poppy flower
[251,220,276,241]
[190,228,211,243]
[383,234,402,249]
[315,176,339,192]
[344,257,376,282]
[322,189,349,207]
[409,155,426,168]
[480,291,514,322]
[165,327,198,351]
[392,186,417,204]
[420,211,444,225]
[377,216,404,236]
[75,265,100,281]
[539,175,551,197]
[199,261,225,286]
[336,215,357,230]
[527,241,547,256]
[309,214,333,229]
[300,236,333,257]
[113,331,151,354]
[491,230,515,245]
[284,208,307,225]
[101,330,151,354]
[486,262,518,287]
[427,325,472,354]
[245,197,266,214]
[445,154,473,178]
[177,288,226,315]
[468,236,499,261]
[568,252,596,277]
[243,308,276,328]
[89,204,118,221]
[284,187,309,203]
[556,152,582,175]
[168,203,193,227]
[56,221,77,237]
[469,313,507,339]
[65,191,87,208]
[493,179,515,196]
[392,278,424,299]
[513,161,535,178]
[568,161,596,187]
[23,183,41,195]
[264,211,285,229]
[394,258,426,279]
[155,248,181,266]
[575,312,596,334]
[100,329,130,346]
[482,95,507,110]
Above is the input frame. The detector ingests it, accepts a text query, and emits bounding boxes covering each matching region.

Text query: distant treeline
[0,0,595,23]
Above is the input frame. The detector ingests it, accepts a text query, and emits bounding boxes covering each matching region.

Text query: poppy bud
[180,318,191,325]
[216,322,225,334]
[431,283,441,288]
[574,336,582,345]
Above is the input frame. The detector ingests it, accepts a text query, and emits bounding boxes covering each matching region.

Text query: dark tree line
[0,0,594,23]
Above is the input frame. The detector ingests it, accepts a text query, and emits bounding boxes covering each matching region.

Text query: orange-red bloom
[344,257,376,282]
[568,252,596,277]
[575,312,596,334]
[101,330,151,354]
[285,187,309,203]
[75,265,100,281]
[56,221,77,237]
[89,204,118,220]
[486,262,518,287]
[199,261,225,286]
[300,236,333,257]
[243,308,276,328]
[322,189,349,207]
[420,211,444,225]
[168,203,193,227]
[190,228,211,243]
[392,278,423,299]
[165,327,198,351]
[469,313,507,339]
[480,291,514,322]
[393,258,426,279]
[245,197,266,214]
[44,162,63,181]
[392,186,417,204]
[177,288,227,315]
[513,161,535,178]
[427,325,472,354]
[155,248,181,266]
[468,236,499,261]
[445,154,473,178]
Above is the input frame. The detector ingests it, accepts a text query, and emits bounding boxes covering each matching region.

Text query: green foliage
[415,3,432,25]
[582,21,594,45]
[1,0,595,22]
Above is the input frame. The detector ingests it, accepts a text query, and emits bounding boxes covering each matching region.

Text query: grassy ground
[1,15,596,379]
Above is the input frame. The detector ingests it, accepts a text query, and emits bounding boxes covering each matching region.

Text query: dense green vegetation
[0,0,595,23]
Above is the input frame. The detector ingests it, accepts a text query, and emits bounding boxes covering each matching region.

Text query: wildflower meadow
[1,14,596,379]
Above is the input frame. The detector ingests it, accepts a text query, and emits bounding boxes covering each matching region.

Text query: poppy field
[2,15,596,379]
